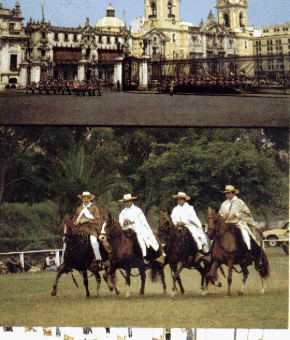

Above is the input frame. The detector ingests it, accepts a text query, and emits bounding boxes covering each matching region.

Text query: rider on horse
[72,191,103,266]
[219,185,262,263]
[171,192,210,258]
[118,194,160,264]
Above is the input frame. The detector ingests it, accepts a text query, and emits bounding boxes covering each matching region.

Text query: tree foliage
[1,127,288,227]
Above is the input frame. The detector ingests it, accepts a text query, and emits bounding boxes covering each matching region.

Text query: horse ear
[107,211,112,220]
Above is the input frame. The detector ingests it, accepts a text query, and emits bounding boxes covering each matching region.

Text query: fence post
[19,252,24,269]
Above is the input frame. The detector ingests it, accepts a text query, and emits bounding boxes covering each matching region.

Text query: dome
[96,6,124,28]
[96,16,124,28]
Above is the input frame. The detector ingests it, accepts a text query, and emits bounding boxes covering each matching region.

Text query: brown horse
[205,207,270,297]
[51,216,109,298]
[99,212,166,297]
[158,211,220,297]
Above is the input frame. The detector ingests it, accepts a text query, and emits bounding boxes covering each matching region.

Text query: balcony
[149,15,157,19]
[168,14,175,19]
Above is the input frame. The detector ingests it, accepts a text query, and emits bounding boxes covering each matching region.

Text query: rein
[207,213,238,255]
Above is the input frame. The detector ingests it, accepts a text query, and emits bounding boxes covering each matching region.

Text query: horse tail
[257,248,270,279]
[150,267,159,283]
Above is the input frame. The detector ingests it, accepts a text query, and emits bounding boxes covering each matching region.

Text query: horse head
[99,212,122,242]
[206,206,223,240]
[158,211,175,238]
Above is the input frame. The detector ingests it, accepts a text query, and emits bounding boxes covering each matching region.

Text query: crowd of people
[0,252,58,275]
[26,77,104,96]
[157,74,289,94]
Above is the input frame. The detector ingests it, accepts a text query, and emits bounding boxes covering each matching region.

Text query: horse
[158,211,220,297]
[99,212,166,298]
[51,215,109,298]
[205,206,270,297]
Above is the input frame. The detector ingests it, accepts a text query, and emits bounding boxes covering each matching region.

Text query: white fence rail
[0,249,63,269]
[1,238,288,269]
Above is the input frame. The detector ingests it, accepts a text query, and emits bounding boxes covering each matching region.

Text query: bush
[0,235,62,252]
[0,201,61,238]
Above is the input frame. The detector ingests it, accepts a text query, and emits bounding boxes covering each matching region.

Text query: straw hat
[119,194,138,203]
[49,252,55,256]
[172,192,191,201]
[221,185,240,195]
[77,191,95,200]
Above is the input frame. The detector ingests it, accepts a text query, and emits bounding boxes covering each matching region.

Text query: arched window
[151,2,157,17]
[168,2,172,16]
[239,13,245,27]
[224,13,230,27]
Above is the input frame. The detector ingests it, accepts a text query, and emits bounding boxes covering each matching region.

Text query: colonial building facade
[0,2,29,90]
[0,0,289,90]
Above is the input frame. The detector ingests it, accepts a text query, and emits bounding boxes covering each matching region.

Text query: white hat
[77,191,96,200]
[221,185,240,195]
[172,192,191,201]
[118,194,138,203]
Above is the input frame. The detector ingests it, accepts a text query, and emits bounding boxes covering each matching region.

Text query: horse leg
[226,261,234,297]
[171,261,184,297]
[103,265,114,291]
[158,267,167,295]
[203,260,221,296]
[92,270,101,297]
[139,264,146,297]
[103,266,120,295]
[81,270,90,298]
[125,268,131,298]
[51,264,67,296]
[239,263,249,296]
[176,275,185,295]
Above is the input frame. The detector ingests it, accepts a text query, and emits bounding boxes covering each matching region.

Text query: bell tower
[215,0,249,31]
[144,0,180,29]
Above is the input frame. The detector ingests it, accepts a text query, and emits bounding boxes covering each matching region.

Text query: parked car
[262,221,289,247]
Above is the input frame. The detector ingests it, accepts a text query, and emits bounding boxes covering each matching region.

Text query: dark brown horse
[158,211,220,297]
[205,207,270,297]
[51,216,109,298]
[99,212,166,297]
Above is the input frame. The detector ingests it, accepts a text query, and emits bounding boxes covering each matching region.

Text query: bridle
[101,220,123,240]
[158,217,179,240]
[207,213,229,239]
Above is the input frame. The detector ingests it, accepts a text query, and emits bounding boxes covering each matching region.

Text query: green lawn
[0,248,288,329]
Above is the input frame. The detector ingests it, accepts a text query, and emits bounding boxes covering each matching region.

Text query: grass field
[0,248,288,329]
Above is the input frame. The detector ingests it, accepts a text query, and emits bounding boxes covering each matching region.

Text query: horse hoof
[260,288,265,295]
[216,282,222,288]
[238,291,244,296]
[170,291,176,298]
[115,287,121,295]
[94,293,100,298]
[51,290,57,296]
[109,287,114,292]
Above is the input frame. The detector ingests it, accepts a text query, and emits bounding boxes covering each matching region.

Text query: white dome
[96,16,124,28]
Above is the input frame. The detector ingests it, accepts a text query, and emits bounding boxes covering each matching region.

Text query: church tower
[215,0,249,31]
[144,0,180,29]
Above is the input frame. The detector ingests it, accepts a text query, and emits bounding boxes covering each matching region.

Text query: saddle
[62,216,99,237]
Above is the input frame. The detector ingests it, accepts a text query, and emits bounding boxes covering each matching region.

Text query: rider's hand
[227,213,236,220]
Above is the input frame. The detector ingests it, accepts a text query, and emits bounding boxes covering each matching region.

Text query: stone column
[31,60,41,84]
[138,55,149,91]
[19,60,29,88]
[78,57,87,81]
[113,56,123,90]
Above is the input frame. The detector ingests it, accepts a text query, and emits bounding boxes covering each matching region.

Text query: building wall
[0,3,29,89]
